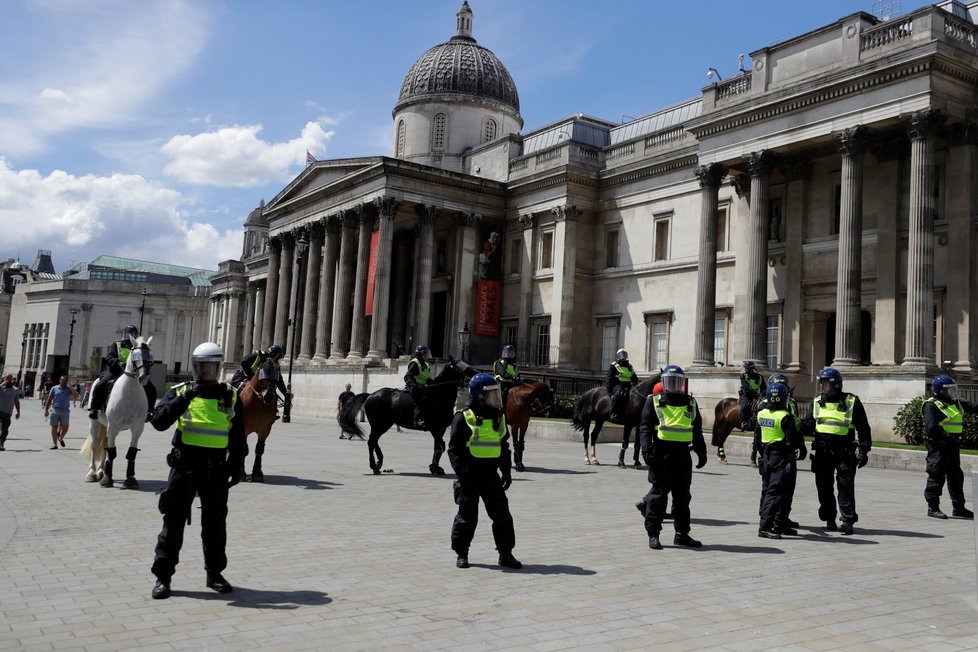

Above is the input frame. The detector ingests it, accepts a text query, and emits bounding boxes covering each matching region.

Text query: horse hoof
[373,468,381,475]
[99,477,113,488]
[515,463,525,472]
[97,470,104,481]
[428,464,445,476]
[123,478,138,489]
[717,457,728,465]
[591,458,600,466]
[633,462,642,469]
[84,471,97,483]
[584,457,592,465]
[252,473,264,483]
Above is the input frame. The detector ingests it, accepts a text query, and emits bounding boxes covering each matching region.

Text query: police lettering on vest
[812,395,855,436]
[462,409,506,458]
[652,394,696,442]
[923,398,964,435]
[757,408,788,444]
[175,383,237,449]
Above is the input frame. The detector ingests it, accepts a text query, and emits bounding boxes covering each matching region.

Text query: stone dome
[394,2,520,115]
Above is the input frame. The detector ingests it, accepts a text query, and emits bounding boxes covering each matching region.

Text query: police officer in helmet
[606,349,639,423]
[638,364,707,550]
[805,367,872,535]
[922,374,977,519]
[149,342,245,599]
[405,345,433,429]
[448,372,521,570]
[492,344,522,407]
[738,360,766,432]
[231,344,287,395]
[754,382,807,539]
[89,324,157,421]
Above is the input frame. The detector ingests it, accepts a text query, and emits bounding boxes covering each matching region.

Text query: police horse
[503,381,554,471]
[236,357,283,482]
[571,375,659,466]
[712,397,763,464]
[81,337,153,488]
[336,358,471,475]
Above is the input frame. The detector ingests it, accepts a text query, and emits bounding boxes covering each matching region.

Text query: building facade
[217,2,978,437]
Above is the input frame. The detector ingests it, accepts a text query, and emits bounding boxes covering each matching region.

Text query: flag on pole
[306,150,316,165]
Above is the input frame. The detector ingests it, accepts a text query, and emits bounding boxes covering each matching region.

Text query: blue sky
[0,0,931,272]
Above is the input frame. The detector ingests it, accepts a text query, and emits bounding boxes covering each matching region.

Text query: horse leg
[429,431,446,476]
[95,424,107,480]
[618,425,628,468]
[582,421,592,465]
[83,420,99,482]
[629,426,642,468]
[514,428,526,472]
[251,437,266,483]
[590,420,603,465]
[368,433,382,475]
[100,446,117,487]
[716,421,731,464]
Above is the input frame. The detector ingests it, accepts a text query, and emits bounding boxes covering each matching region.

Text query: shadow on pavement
[171,587,332,609]
[849,527,943,539]
[465,563,596,575]
[258,475,342,490]
[698,543,786,554]
[396,472,456,480]
[794,534,879,544]
[517,467,596,475]
[689,518,751,527]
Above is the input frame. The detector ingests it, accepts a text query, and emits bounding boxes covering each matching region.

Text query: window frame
[653,212,672,262]
[644,311,673,372]
[716,202,731,253]
[432,113,448,151]
[766,311,782,370]
[483,117,497,144]
[604,226,620,269]
[538,227,555,272]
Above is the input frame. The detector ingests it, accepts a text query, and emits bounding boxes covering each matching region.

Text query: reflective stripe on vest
[613,363,633,384]
[757,408,788,444]
[652,394,696,442]
[812,395,855,436]
[246,350,265,376]
[494,360,519,382]
[116,342,131,364]
[744,374,760,392]
[176,383,236,449]
[924,398,964,434]
[462,409,506,458]
[413,358,430,385]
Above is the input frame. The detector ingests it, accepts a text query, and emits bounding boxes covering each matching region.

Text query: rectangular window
[605,228,619,269]
[714,317,727,366]
[153,317,163,333]
[766,314,780,369]
[539,229,554,270]
[716,205,729,253]
[651,322,669,370]
[435,238,447,274]
[505,325,517,347]
[118,312,132,331]
[535,323,551,366]
[600,323,618,368]
[653,215,670,262]
[508,237,521,276]
[768,195,784,242]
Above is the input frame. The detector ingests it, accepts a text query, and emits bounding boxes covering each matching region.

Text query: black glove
[801,417,816,435]
[500,474,512,491]
[856,449,869,469]
[796,447,807,461]
[696,451,707,469]
[642,449,653,465]
[183,387,198,403]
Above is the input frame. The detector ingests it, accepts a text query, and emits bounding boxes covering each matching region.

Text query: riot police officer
[448,373,521,570]
[738,360,766,432]
[805,367,872,535]
[923,374,977,519]
[231,344,286,394]
[754,382,807,539]
[638,364,707,550]
[492,344,522,406]
[89,324,157,420]
[405,345,433,428]
[149,342,245,599]
[607,349,639,423]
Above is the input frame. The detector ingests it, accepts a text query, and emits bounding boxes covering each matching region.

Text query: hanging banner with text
[475,279,500,336]
[365,230,379,316]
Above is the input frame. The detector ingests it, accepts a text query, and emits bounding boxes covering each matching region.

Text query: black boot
[952,506,974,519]
[456,554,469,569]
[839,521,854,535]
[825,519,838,531]
[152,578,171,599]
[648,536,662,550]
[928,507,949,519]
[673,532,702,548]
[757,528,781,540]
[206,572,233,593]
[498,552,522,569]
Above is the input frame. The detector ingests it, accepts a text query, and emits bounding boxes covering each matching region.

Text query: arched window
[432,113,447,151]
[483,118,497,143]
[396,120,406,157]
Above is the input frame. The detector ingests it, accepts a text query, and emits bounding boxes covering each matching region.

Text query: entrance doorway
[824,310,873,366]
[431,291,448,357]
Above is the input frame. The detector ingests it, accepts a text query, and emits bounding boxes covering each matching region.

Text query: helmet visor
[662,374,684,394]
[482,386,503,410]
[818,379,835,395]
[942,384,958,402]
[193,361,220,383]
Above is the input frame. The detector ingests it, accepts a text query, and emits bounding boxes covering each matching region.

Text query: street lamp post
[138,288,148,333]
[283,233,308,423]
[18,325,27,387]
[66,308,78,378]
[458,321,471,361]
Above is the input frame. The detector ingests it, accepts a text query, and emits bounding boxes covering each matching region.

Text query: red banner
[365,230,379,316]
[475,279,500,336]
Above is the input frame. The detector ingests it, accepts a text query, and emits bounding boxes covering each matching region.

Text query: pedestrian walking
[923,374,977,519]
[44,375,78,449]
[0,374,21,451]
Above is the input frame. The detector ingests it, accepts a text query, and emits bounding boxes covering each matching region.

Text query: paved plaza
[1,396,977,651]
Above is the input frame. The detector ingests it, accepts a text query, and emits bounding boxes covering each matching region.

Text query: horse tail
[571,393,586,431]
[337,393,369,437]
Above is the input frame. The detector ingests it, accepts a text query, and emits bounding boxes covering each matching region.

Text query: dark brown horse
[237,357,282,482]
[504,381,554,472]
[571,375,659,466]
[712,397,761,465]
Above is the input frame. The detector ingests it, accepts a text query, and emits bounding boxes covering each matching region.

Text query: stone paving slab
[0,397,976,651]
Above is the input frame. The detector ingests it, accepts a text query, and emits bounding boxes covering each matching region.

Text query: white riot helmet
[191,342,224,384]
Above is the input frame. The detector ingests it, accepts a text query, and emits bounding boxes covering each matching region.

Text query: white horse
[81,337,153,488]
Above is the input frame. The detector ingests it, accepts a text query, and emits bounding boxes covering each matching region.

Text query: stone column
[347,204,377,359]
[692,163,726,366]
[832,126,869,366]
[262,238,281,346]
[242,284,255,355]
[517,213,534,348]
[413,204,440,348]
[781,161,812,372]
[552,205,580,368]
[225,290,242,363]
[901,109,946,364]
[742,151,775,366]
[252,283,265,350]
[943,122,977,373]
[299,222,324,360]
[367,197,401,360]
[275,233,294,348]
[330,211,359,359]
[870,139,905,365]
[314,216,341,361]
[390,229,413,356]
[452,211,480,358]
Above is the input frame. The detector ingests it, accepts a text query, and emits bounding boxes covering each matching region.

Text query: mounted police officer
[448,373,521,570]
[405,345,433,429]
[754,382,807,539]
[638,364,707,550]
[923,374,977,519]
[738,360,766,432]
[149,342,245,599]
[231,344,286,394]
[88,324,157,421]
[805,367,872,535]
[607,349,639,423]
[492,344,522,408]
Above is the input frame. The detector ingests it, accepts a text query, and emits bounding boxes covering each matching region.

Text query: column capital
[455,211,481,227]
[415,204,442,226]
[373,196,401,219]
[324,214,342,234]
[342,209,359,230]
[695,163,727,188]
[729,174,751,197]
[81,303,94,312]
[308,220,325,239]
[744,150,776,178]
[781,160,813,182]
[269,235,283,252]
[280,231,295,247]
[552,205,580,222]
[356,202,377,226]
[833,125,870,157]
[518,213,534,229]
[901,108,947,141]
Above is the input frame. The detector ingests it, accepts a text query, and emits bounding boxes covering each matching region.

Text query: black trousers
[758,445,797,531]
[152,452,230,581]
[812,446,858,524]
[643,446,693,537]
[925,440,965,509]
[0,411,10,444]
[451,472,515,555]
[739,395,756,428]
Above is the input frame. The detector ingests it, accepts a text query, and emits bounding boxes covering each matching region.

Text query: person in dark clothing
[738,360,766,432]
[606,348,639,423]
[88,325,157,421]
[754,382,807,539]
[638,364,707,550]
[492,344,522,408]
[922,374,977,519]
[230,344,287,394]
[337,383,358,440]
[448,372,521,570]
[802,367,872,535]
[404,345,433,429]
[149,342,245,600]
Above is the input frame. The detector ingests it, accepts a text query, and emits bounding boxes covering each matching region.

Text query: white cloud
[161,119,335,187]
[0,158,241,270]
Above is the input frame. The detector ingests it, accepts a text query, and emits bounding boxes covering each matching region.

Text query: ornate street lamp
[66,308,78,378]
[458,321,471,361]
[138,288,148,333]
[283,233,308,423]
[18,325,27,386]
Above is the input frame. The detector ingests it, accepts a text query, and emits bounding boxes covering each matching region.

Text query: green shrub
[532,394,578,420]
[894,395,978,448]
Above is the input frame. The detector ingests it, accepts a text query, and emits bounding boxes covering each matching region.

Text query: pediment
[265,158,383,212]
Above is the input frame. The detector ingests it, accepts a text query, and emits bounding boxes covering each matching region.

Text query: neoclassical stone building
[216,2,978,437]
